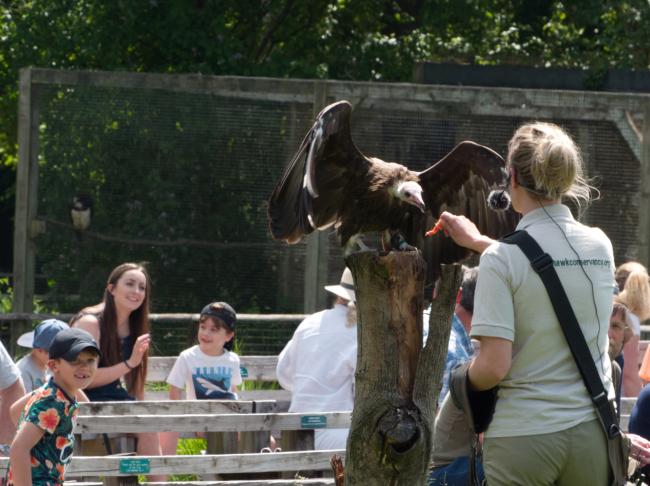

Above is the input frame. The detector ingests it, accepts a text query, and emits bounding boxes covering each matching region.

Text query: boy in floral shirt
[7,328,100,486]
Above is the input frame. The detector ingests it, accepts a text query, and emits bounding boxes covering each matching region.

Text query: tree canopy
[1,0,649,294]
[1,0,649,170]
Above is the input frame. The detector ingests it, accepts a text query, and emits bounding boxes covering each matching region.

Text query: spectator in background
[161,301,242,455]
[277,268,357,450]
[424,266,478,407]
[429,391,485,486]
[15,319,69,392]
[607,298,633,414]
[70,262,163,475]
[615,261,650,397]
[0,341,25,455]
[427,266,483,486]
[628,355,650,480]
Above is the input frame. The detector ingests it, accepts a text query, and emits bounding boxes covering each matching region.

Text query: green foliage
[1,1,648,166]
[144,381,169,392]
[232,337,243,356]
[1,1,650,314]
[0,278,12,313]
[1,0,648,174]
[240,379,280,392]
[177,437,206,455]
[170,438,206,481]
[0,278,51,314]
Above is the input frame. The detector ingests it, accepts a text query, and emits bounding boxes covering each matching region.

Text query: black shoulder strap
[500,230,621,439]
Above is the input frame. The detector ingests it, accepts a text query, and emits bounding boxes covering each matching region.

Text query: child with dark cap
[16,319,69,392]
[160,302,242,454]
[6,328,100,486]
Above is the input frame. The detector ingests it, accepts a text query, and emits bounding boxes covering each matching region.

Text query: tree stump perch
[344,250,463,485]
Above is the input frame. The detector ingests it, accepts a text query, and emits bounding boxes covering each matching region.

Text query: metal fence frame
[13,67,650,321]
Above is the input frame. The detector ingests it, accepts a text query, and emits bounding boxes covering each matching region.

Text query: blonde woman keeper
[438,122,626,485]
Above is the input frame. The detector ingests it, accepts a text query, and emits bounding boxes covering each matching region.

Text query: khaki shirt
[471,204,615,438]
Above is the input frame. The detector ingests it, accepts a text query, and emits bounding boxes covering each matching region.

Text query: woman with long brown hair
[71,262,163,464]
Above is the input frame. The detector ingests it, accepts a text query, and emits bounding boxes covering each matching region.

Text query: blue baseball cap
[17,319,69,350]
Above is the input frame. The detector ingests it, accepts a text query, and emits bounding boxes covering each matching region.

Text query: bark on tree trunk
[344,250,462,486]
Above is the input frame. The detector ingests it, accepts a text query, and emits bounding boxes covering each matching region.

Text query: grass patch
[240,379,280,391]
[145,381,169,392]
[168,437,207,482]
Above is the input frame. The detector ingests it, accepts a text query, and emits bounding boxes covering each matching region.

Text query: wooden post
[205,431,239,480]
[277,103,300,309]
[575,124,592,225]
[638,104,650,268]
[11,67,40,354]
[280,430,316,479]
[239,400,278,453]
[344,251,462,485]
[303,82,330,313]
[280,429,315,452]
[206,432,238,455]
[105,476,137,486]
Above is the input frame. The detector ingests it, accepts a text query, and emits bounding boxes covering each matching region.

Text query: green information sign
[301,415,327,429]
[240,366,249,378]
[119,458,151,474]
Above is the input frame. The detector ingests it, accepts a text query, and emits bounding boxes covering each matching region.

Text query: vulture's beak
[412,194,425,213]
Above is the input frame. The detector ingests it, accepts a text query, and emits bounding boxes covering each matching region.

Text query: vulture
[268,100,518,280]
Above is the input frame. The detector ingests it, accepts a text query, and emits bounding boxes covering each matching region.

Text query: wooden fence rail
[78,399,257,416]
[0,313,307,323]
[75,412,352,434]
[145,340,650,385]
[100,481,336,486]
[88,481,336,486]
[71,397,637,435]
[0,450,345,477]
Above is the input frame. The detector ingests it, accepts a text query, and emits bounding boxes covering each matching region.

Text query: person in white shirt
[0,340,25,453]
[276,268,357,450]
[161,301,242,455]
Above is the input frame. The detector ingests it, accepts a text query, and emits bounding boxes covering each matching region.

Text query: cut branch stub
[413,263,464,418]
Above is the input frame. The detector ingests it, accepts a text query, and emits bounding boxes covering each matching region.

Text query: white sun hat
[324,267,355,303]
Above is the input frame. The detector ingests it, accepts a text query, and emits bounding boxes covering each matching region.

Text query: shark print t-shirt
[166,345,242,400]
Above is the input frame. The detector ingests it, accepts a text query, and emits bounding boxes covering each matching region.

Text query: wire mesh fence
[0,315,303,357]
[12,69,650,354]
[32,84,314,314]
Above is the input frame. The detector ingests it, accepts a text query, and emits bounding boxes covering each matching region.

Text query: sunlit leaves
[0,1,649,303]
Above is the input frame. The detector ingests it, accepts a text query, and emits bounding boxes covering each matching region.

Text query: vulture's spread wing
[417,141,520,271]
[268,100,372,243]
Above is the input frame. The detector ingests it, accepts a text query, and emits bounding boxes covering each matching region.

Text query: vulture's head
[395,181,425,213]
